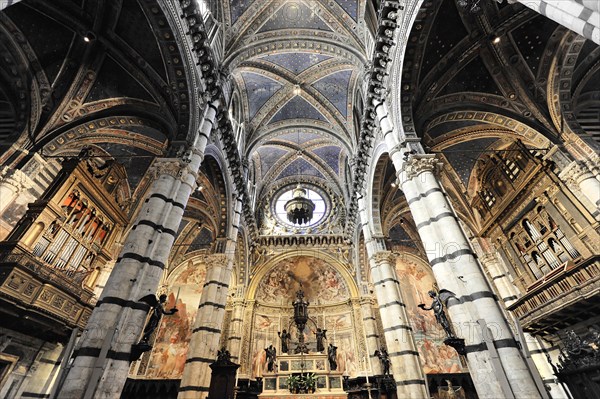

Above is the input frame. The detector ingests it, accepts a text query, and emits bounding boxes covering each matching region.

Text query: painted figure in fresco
[315,328,327,352]
[418,290,455,339]
[374,347,391,375]
[278,330,291,354]
[140,294,178,344]
[328,343,338,370]
[265,345,277,372]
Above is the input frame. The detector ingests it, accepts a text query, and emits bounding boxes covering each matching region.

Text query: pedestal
[208,361,240,399]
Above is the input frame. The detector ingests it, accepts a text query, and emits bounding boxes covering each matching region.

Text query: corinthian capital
[203,253,228,270]
[150,158,184,179]
[402,154,441,180]
[371,250,394,266]
[559,161,594,185]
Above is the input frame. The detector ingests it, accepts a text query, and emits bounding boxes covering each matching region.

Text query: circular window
[274,186,327,227]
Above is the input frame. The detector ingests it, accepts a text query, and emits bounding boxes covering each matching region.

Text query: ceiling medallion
[284,184,315,225]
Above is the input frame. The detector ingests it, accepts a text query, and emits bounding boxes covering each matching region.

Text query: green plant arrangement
[286,373,317,394]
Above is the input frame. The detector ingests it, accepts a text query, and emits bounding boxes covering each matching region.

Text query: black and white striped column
[374,100,540,398]
[178,197,242,398]
[518,0,599,44]
[559,161,600,218]
[479,240,569,398]
[398,155,540,398]
[360,297,383,375]
[58,101,220,399]
[226,294,246,363]
[359,199,427,398]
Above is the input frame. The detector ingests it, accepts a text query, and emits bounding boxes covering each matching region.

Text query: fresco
[250,313,279,378]
[325,313,359,377]
[143,260,208,379]
[395,257,464,374]
[255,256,349,304]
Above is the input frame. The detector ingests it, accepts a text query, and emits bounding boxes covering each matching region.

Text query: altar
[259,353,347,398]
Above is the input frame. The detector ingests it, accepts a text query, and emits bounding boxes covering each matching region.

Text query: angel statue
[418,290,455,339]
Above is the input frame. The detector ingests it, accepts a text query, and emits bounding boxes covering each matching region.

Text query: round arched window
[274,186,327,227]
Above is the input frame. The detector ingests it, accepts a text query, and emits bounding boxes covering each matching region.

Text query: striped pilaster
[59,101,220,399]
[399,155,541,399]
[178,198,242,398]
[359,298,383,375]
[526,337,569,398]
[518,0,599,44]
[367,251,426,398]
[226,297,246,363]
[479,250,519,306]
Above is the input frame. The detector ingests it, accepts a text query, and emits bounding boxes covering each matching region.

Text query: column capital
[370,250,395,265]
[203,253,228,270]
[149,158,184,179]
[559,160,594,185]
[402,154,442,180]
[0,166,32,193]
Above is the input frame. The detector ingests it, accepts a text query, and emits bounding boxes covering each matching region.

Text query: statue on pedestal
[140,294,178,344]
[418,290,455,338]
[374,347,391,375]
[328,343,338,370]
[315,328,327,352]
[265,344,277,372]
[278,330,291,354]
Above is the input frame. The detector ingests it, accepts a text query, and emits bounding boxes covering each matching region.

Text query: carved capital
[150,158,184,179]
[203,253,228,270]
[0,167,31,193]
[402,154,441,180]
[371,250,394,266]
[559,161,594,185]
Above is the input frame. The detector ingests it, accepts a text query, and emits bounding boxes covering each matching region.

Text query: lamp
[284,131,315,225]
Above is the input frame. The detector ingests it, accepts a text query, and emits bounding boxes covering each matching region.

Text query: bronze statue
[265,344,277,372]
[315,328,327,352]
[328,343,338,370]
[374,347,391,375]
[278,330,291,354]
[140,294,178,344]
[418,290,455,338]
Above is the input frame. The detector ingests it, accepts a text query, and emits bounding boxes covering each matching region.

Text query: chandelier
[284,184,315,225]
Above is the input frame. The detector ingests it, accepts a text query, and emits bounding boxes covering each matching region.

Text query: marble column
[359,197,427,398]
[374,101,541,398]
[178,196,242,398]
[58,100,220,399]
[0,167,28,216]
[226,291,246,363]
[17,343,64,398]
[559,160,600,219]
[359,297,383,375]
[399,154,540,398]
[517,0,600,44]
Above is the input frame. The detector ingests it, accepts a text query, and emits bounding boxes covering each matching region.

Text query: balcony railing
[0,243,95,329]
[508,256,600,332]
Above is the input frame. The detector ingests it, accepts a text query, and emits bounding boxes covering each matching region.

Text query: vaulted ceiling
[223,0,367,203]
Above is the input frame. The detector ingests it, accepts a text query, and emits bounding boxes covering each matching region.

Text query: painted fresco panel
[255,256,349,304]
[395,258,464,374]
[143,260,208,379]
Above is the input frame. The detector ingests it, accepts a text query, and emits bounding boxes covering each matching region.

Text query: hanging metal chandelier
[284,184,315,225]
